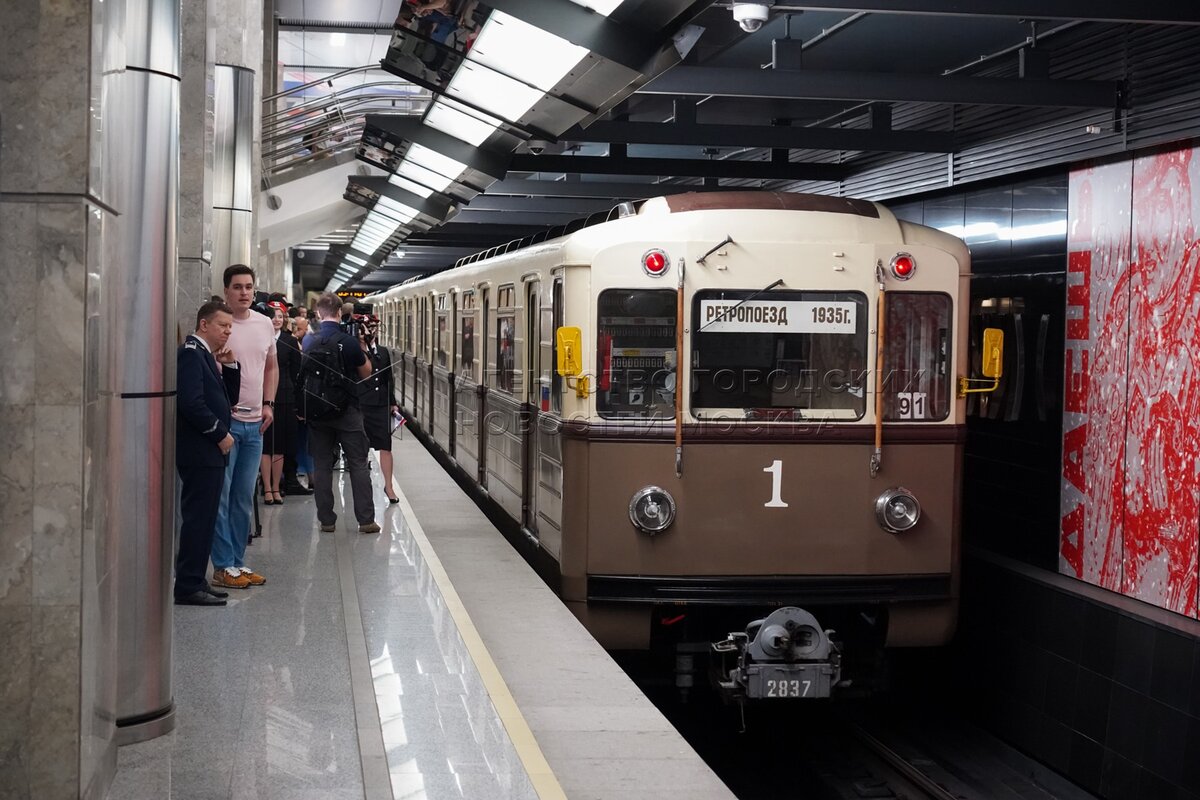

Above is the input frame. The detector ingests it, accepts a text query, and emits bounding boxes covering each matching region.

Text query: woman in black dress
[358,316,401,503]
[259,304,301,503]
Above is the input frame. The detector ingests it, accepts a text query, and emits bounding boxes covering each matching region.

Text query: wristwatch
[263,400,275,408]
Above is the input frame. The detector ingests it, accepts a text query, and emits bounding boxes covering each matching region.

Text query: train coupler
[713,607,842,700]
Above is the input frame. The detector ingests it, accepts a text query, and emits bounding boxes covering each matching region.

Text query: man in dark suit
[175,300,242,606]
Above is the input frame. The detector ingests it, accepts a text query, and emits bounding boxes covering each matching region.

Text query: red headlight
[890,253,916,280]
[642,249,669,277]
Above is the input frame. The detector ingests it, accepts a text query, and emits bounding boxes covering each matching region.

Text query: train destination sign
[700,300,857,334]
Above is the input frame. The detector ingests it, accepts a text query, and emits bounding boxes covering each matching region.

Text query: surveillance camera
[527,139,549,155]
[732,3,770,33]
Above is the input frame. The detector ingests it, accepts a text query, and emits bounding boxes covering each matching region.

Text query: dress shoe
[284,481,313,495]
[204,585,229,599]
[358,521,381,534]
[175,591,226,607]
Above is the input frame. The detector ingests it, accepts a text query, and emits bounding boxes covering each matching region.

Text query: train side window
[459,290,476,381]
[597,289,677,420]
[435,293,449,368]
[494,285,517,394]
[405,300,414,355]
[551,279,563,413]
[496,315,516,393]
[883,292,952,421]
[527,283,541,407]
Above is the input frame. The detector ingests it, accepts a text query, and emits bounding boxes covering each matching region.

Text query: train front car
[557,192,972,700]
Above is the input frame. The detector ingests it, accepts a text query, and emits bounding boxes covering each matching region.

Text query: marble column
[212,0,264,282]
[179,0,216,334]
[0,0,123,797]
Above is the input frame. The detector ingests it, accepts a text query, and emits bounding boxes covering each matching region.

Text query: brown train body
[373,192,972,695]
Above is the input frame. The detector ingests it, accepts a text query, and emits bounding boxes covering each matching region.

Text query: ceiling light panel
[387,173,434,197]
[569,0,622,15]
[397,159,456,193]
[375,196,419,223]
[406,144,467,182]
[446,62,542,123]
[424,99,500,147]
[468,12,587,92]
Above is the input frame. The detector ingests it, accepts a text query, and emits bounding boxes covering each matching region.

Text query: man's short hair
[196,300,233,329]
[222,264,255,288]
[287,306,304,319]
[315,292,342,319]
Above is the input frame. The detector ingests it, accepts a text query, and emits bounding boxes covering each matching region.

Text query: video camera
[341,302,377,341]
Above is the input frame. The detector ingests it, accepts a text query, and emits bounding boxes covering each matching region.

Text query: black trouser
[309,406,375,526]
[175,463,225,597]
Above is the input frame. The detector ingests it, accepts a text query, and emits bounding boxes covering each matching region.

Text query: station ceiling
[273,1,1200,293]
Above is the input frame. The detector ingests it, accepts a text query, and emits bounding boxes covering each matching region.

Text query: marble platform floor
[106,462,540,800]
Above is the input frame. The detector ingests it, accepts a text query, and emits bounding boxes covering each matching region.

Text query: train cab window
[883,293,952,421]
[597,289,677,420]
[691,289,868,420]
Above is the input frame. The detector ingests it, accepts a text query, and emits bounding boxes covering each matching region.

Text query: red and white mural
[1061,145,1200,618]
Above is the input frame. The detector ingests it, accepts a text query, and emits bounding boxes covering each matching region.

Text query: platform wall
[1061,143,1200,618]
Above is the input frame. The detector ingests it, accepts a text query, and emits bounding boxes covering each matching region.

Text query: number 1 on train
[764,460,788,508]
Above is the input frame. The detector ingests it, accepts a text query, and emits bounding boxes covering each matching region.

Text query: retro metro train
[371,191,1001,700]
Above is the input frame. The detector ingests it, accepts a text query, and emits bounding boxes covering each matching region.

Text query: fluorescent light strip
[424,99,501,147]
[468,11,587,93]
[345,255,368,267]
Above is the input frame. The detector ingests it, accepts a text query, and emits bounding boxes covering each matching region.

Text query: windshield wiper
[696,279,786,334]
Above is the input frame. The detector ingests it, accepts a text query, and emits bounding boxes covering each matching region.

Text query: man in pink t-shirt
[211,265,279,590]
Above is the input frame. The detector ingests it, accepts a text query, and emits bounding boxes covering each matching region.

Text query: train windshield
[691,289,869,420]
[597,290,677,420]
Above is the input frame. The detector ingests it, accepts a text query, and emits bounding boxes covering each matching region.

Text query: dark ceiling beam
[642,66,1121,108]
[562,120,955,153]
[484,179,706,198]
[450,210,596,226]
[349,176,456,220]
[465,196,618,214]
[364,115,510,179]
[484,0,659,71]
[775,1,1200,24]
[508,153,848,181]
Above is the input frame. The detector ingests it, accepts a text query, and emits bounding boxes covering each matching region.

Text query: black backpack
[300,333,352,420]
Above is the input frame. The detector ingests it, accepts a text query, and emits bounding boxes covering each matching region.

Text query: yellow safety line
[391,485,568,800]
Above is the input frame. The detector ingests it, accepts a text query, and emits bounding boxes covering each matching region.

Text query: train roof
[371,191,964,299]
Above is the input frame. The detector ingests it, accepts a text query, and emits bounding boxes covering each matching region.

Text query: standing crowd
[173,265,402,607]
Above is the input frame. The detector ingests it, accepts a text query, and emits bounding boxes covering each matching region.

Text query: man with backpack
[301,293,381,534]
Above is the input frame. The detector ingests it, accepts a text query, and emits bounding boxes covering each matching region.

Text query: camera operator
[356,314,401,504]
[303,293,381,534]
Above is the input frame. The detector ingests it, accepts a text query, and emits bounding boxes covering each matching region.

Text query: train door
[478,287,490,487]
[523,281,540,536]
[448,290,458,458]
[536,277,565,558]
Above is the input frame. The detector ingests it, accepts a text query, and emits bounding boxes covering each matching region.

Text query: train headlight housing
[875,487,920,533]
[629,486,676,534]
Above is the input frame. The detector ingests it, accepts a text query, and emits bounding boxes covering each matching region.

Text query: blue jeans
[212,420,264,570]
